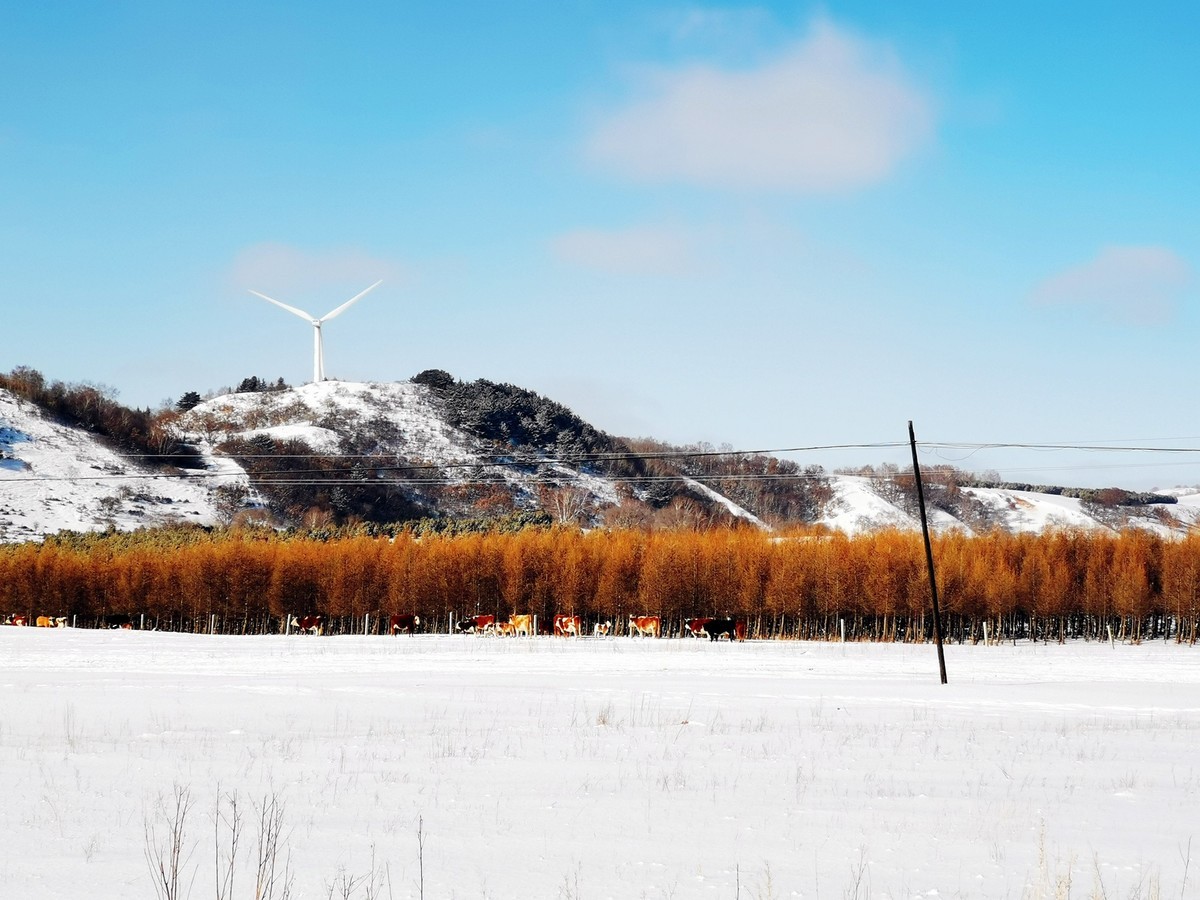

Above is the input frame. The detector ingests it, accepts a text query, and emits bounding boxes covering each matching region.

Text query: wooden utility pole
[908,421,949,684]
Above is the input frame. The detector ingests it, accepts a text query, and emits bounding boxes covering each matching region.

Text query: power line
[7,440,1200,485]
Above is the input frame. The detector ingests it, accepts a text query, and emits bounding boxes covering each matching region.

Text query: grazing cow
[685,617,714,638]
[103,614,133,630]
[553,614,582,637]
[389,614,420,635]
[592,620,612,637]
[703,617,746,642]
[35,616,67,628]
[505,613,533,636]
[628,615,661,638]
[4,614,29,626]
[289,615,324,635]
[457,614,496,634]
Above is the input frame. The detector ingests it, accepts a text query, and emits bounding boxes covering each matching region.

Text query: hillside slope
[4,378,1200,541]
[0,391,224,541]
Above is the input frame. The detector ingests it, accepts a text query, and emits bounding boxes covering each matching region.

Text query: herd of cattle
[2,614,68,628]
[2,611,748,640]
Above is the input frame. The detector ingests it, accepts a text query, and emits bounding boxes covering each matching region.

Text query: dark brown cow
[389,614,420,635]
[457,614,496,634]
[103,614,133,630]
[290,615,324,635]
[4,614,29,626]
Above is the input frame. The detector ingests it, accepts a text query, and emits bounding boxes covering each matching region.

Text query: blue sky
[2,2,1198,488]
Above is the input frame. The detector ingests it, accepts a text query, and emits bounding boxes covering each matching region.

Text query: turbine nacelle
[248,280,382,383]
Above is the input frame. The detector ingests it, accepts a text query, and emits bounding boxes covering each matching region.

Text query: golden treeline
[3,526,1199,642]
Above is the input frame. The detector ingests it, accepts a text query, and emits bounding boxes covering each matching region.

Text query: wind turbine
[248,280,382,383]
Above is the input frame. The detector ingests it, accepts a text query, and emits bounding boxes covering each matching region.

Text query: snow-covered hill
[4,380,1200,542]
[176,379,624,515]
[0,391,225,541]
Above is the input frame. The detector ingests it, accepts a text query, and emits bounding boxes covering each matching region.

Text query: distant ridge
[2,366,1200,542]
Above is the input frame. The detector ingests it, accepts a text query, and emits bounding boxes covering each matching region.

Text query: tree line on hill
[2,525,1198,644]
[0,366,202,468]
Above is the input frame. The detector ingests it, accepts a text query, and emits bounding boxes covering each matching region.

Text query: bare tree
[213,789,242,900]
[415,815,426,900]
[212,484,251,527]
[144,784,197,900]
[253,793,294,900]
[539,485,591,525]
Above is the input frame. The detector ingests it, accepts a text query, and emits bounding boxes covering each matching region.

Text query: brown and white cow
[553,614,582,637]
[35,616,67,628]
[389,614,420,635]
[290,615,324,635]
[685,617,714,638]
[593,620,612,637]
[4,614,29,626]
[505,614,534,637]
[628,615,661,638]
[458,614,496,634]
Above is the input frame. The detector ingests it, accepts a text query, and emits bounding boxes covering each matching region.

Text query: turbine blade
[320,280,382,322]
[248,290,316,322]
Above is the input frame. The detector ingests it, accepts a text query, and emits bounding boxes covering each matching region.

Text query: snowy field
[1,631,1198,899]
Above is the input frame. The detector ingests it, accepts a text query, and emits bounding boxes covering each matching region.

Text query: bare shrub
[144,784,197,900]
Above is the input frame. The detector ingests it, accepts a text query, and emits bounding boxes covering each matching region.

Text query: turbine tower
[248,281,382,383]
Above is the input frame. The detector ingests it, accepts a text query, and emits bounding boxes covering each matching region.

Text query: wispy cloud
[1030,246,1194,325]
[549,224,700,276]
[228,243,408,298]
[584,18,933,192]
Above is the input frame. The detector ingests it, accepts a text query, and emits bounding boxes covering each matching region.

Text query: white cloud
[550,224,699,276]
[1030,246,1194,325]
[584,18,933,192]
[228,243,408,297]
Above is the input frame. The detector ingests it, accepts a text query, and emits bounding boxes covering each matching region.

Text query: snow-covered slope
[813,480,1200,537]
[0,391,225,542]
[177,380,625,511]
[182,380,477,462]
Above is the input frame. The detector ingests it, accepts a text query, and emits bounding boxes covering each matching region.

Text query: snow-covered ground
[2,630,1197,899]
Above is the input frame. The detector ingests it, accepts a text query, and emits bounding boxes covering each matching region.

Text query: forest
[2,524,1198,644]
